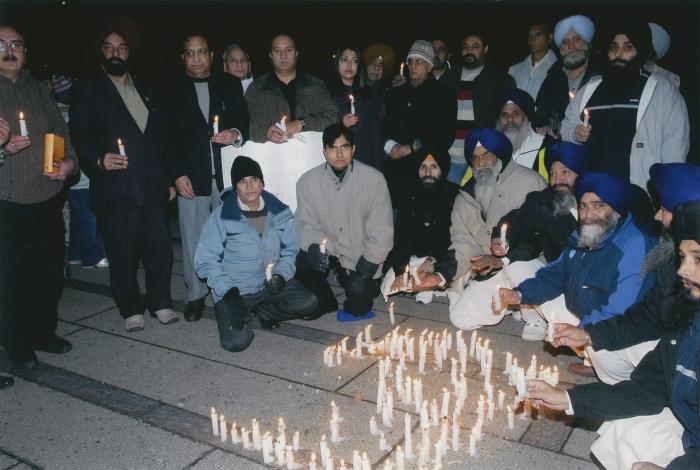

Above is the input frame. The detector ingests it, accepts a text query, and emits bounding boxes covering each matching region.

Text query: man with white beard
[440,128,546,307]
[495,88,546,176]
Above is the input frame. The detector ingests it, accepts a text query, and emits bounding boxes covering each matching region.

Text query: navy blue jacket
[517,214,657,326]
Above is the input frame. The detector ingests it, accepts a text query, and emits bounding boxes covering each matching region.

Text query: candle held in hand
[320,239,327,254]
[213,115,219,134]
[583,108,590,127]
[266,263,274,281]
[500,223,508,247]
[349,94,355,115]
[117,139,126,156]
[19,112,28,136]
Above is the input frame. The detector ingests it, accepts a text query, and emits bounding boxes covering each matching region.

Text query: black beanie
[230,156,264,187]
[672,200,700,247]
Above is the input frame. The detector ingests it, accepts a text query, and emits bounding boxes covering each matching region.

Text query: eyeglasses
[339,56,359,65]
[184,48,210,58]
[102,44,128,55]
[470,151,497,164]
[528,31,546,39]
[433,46,448,53]
[578,201,609,212]
[406,58,428,66]
[0,40,25,53]
[226,57,249,64]
[326,143,353,153]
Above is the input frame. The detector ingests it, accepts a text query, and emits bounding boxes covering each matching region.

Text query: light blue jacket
[195,190,298,301]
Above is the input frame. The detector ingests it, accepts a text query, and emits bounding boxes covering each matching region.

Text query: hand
[553,324,589,349]
[391,74,406,87]
[307,243,330,272]
[212,129,240,146]
[574,124,591,143]
[266,124,287,144]
[416,258,435,275]
[102,152,128,171]
[4,134,31,154]
[44,158,75,181]
[168,186,177,201]
[175,175,195,199]
[265,274,285,296]
[286,120,304,137]
[490,239,507,257]
[526,379,569,410]
[222,286,249,330]
[498,288,521,309]
[415,272,442,291]
[0,118,10,146]
[535,126,549,136]
[390,277,405,292]
[631,462,663,470]
[388,144,411,160]
[345,271,367,298]
[470,255,503,274]
[342,113,359,127]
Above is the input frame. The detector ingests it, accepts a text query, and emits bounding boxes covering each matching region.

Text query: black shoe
[259,318,281,330]
[9,351,38,369]
[0,376,14,390]
[184,298,205,322]
[35,335,73,354]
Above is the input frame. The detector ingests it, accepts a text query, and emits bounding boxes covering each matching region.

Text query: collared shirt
[508,50,558,100]
[109,73,148,133]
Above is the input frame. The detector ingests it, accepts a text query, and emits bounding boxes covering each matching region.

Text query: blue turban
[649,163,700,212]
[554,15,595,48]
[649,22,671,61]
[465,128,513,165]
[545,142,590,176]
[575,172,633,217]
[499,88,535,121]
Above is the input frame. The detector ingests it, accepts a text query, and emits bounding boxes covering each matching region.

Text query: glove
[265,274,285,296]
[307,243,330,272]
[222,287,249,330]
[345,271,367,298]
[355,256,379,280]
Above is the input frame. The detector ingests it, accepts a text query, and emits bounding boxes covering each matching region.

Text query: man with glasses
[383,39,455,209]
[431,38,452,82]
[163,33,249,322]
[223,43,253,93]
[0,25,79,369]
[507,21,557,100]
[71,17,178,333]
[295,124,393,320]
[245,33,337,143]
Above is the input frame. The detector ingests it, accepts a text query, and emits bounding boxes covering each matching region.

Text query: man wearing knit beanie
[195,155,317,351]
[561,20,689,191]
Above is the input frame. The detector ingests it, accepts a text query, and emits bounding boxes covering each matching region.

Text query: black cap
[230,156,264,187]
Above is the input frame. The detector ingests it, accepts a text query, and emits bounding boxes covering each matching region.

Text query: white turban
[554,15,595,47]
[649,22,671,60]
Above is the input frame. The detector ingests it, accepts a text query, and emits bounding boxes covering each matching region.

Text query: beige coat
[450,161,546,278]
[295,161,393,277]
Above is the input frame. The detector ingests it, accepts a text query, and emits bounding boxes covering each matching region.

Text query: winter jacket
[194,190,298,301]
[245,71,339,143]
[0,69,78,204]
[449,161,546,279]
[517,214,657,326]
[295,161,393,277]
[560,72,689,189]
[569,328,700,470]
[498,186,578,264]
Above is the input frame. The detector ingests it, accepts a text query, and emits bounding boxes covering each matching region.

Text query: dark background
[3,0,698,160]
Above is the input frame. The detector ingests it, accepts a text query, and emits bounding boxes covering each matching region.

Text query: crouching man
[195,156,318,351]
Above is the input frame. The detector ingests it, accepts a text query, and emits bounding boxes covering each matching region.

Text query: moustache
[463,53,476,61]
[611,59,628,67]
[553,183,572,192]
[2,54,17,62]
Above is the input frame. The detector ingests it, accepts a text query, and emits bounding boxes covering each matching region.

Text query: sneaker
[125,314,145,332]
[153,308,179,325]
[68,259,82,265]
[521,318,546,341]
[415,291,435,304]
[95,258,109,268]
[512,310,522,321]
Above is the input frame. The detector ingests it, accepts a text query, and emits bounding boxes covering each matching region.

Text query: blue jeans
[68,189,103,266]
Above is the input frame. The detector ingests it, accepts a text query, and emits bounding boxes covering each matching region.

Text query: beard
[497,119,530,152]
[552,187,577,216]
[420,176,439,191]
[462,53,484,70]
[474,160,502,216]
[603,56,642,92]
[577,211,621,250]
[642,232,675,274]
[433,57,447,70]
[103,57,129,77]
[563,48,588,70]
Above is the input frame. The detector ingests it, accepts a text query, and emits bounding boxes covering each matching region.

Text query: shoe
[415,291,435,304]
[153,308,179,325]
[0,376,14,390]
[125,314,145,332]
[259,318,281,330]
[68,259,82,265]
[35,334,72,354]
[184,298,205,322]
[512,310,522,321]
[95,258,109,268]
[521,318,546,341]
[568,362,597,377]
[9,351,38,369]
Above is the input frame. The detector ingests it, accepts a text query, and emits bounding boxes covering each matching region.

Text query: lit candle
[440,388,450,418]
[340,336,348,354]
[219,416,228,442]
[330,419,340,443]
[389,302,395,325]
[379,431,388,451]
[361,452,370,470]
[395,446,405,470]
[469,431,476,456]
[364,324,372,343]
[552,365,560,386]
[352,450,361,470]
[319,238,328,255]
[293,430,300,451]
[404,413,413,458]
[583,108,590,127]
[252,418,261,449]
[507,405,514,429]
[266,263,274,281]
[242,427,251,449]
[547,320,555,343]
[369,416,378,435]
[504,352,513,374]
[210,407,219,436]
[469,331,477,358]
[213,115,219,134]
[498,389,505,410]
[500,223,508,246]
[231,422,240,444]
[407,337,415,362]
[280,115,287,134]
[402,265,410,288]
[452,412,460,451]
[18,112,27,137]
[568,90,575,103]
[400,62,405,77]
[117,138,126,156]
[434,442,442,467]
[487,399,494,421]
[404,375,412,405]
[349,94,356,115]
[430,398,439,426]
[310,452,317,470]
[285,445,296,469]
[420,400,429,428]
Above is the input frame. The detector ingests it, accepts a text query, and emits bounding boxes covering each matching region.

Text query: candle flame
[117,138,123,145]
[584,108,590,117]
[267,263,274,269]
[501,223,508,230]
[568,91,575,100]
[390,301,394,308]
[214,115,219,123]
[321,238,327,244]
[19,111,24,120]
[349,93,355,101]
[210,406,216,414]
[405,265,410,273]
[281,115,287,122]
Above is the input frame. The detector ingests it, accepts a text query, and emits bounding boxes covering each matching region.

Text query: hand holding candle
[583,108,590,127]
[349,94,356,115]
[213,115,219,135]
[266,263,274,281]
[19,111,28,136]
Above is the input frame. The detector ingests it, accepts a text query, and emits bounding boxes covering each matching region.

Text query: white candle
[498,390,505,410]
[552,365,560,386]
[388,302,395,325]
[404,413,413,458]
[469,331,477,358]
[320,239,327,254]
[330,419,340,443]
[469,431,476,456]
[400,62,405,77]
[500,223,508,246]
[430,399,439,426]
[242,427,250,449]
[487,400,495,421]
[292,430,300,451]
[310,452,317,470]
[404,375,412,405]
[266,263,274,281]
[349,94,355,115]
[547,320,555,343]
[117,138,126,156]
[285,445,296,469]
[352,450,361,470]
[252,418,261,449]
[440,388,450,418]
[369,416,378,435]
[213,115,219,134]
[262,433,274,464]
[420,400,429,428]
[219,416,228,442]
[361,452,370,470]
[231,422,239,444]
[364,324,372,343]
[280,115,287,134]
[507,405,515,429]
[583,108,590,127]
[379,432,388,451]
[377,378,385,414]
[18,112,27,137]
[568,90,575,103]
[452,412,460,451]
[210,407,219,436]
[407,337,415,362]
[402,265,409,288]
[505,352,513,374]
[434,442,442,467]
[395,446,405,470]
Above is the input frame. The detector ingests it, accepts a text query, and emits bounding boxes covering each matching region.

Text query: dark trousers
[214,280,318,352]
[0,194,65,360]
[68,189,103,266]
[97,205,173,318]
[295,250,377,316]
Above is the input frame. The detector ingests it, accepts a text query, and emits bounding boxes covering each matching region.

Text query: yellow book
[44,133,65,173]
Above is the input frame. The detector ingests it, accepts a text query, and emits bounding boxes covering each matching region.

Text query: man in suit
[164,33,249,321]
[70,17,178,332]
